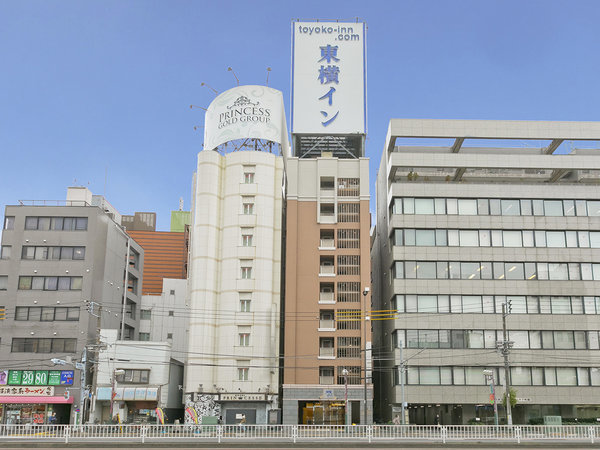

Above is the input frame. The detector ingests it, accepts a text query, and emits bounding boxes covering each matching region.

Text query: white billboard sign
[292,21,366,135]
[204,85,289,155]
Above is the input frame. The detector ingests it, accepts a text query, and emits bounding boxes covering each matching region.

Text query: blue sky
[1,0,599,231]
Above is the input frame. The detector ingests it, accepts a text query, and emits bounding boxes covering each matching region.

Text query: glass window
[563,200,575,216]
[4,216,15,230]
[392,198,402,214]
[436,261,448,279]
[532,367,544,385]
[51,217,63,230]
[449,262,460,279]
[511,367,531,385]
[447,230,459,246]
[489,199,501,215]
[54,308,67,321]
[592,368,600,386]
[140,309,151,320]
[479,230,490,247]
[568,263,581,281]
[526,296,539,313]
[451,330,465,348]
[406,330,419,348]
[480,263,492,279]
[403,198,414,214]
[539,296,551,314]
[414,198,434,214]
[0,246,11,260]
[446,198,457,215]
[509,331,529,349]
[537,263,549,280]
[438,295,450,313]
[44,277,58,291]
[459,230,478,246]
[60,247,74,260]
[58,277,71,290]
[522,231,534,247]
[417,296,437,313]
[566,231,578,247]
[581,264,593,280]
[482,296,495,313]
[75,218,88,230]
[419,367,440,384]
[394,295,405,313]
[67,308,80,320]
[38,217,50,230]
[525,263,537,280]
[588,201,600,216]
[493,263,504,280]
[407,367,419,384]
[63,217,74,230]
[542,331,554,349]
[484,330,496,348]
[491,230,502,247]
[571,297,584,314]
[25,217,38,230]
[575,200,587,216]
[439,330,451,348]
[394,262,404,279]
[462,296,482,313]
[461,262,481,280]
[440,367,452,384]
[15,307,28,320]
[583,296,596,314]
[556,368,577,386]
[520,199,532,215]
[477,199,489,215]
[508,296,527,313]
[405,295,417,313]
[548,263,568,280]
[404,229,415,246]
[453,367,465,385]
[554,331,574,349]
[589,332,600,350]
[503,231,522,247]
[465,367,485,385]
[577,367,589,386]
[41,307,54,321]
[32,277,44,290]
[70,277,83,290]
[505,263,524,280]
[417,262,436,279]
[0,276,7,291]
[546,232,566,248]
[458,199,477,215]
[529,331,541,349]
[544,200,563,216]
[575,331,587,349]
[434,198,446,214]
[545,368,557,385]
[435,230,447,246]
[501,199,520,215]
[450,295,462,313]
[34,247,48,260]
[415,230,435,246]
[465,330,484,348]
[419,330,439,348]
[404,261,416,279]
[532,200,544,216]
[73,247,85,260]
[590,232,600,248]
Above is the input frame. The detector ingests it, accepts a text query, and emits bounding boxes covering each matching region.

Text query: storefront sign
[4,370,73,386]
[220,393,265,401]
[204,85,290,155]
[291,21,366,135]
[0,386,54,396]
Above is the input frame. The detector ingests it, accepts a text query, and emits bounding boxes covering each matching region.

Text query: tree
[502,388,518,408]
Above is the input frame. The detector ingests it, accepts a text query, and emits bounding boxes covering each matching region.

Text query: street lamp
[110,369,126,420]
[362,286,370,425]
[483,369,499,426]
[342,368,349,426]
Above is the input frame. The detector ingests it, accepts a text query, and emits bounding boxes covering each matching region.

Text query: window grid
[337,178,360,197]
[336,309,361,330]
[337,282,360,302]
[337,337,361,358]
[337,229,360,248]
[337,255,360,275]
[338,203,360,223]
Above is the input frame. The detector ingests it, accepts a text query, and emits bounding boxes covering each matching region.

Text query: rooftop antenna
[266,67,272,86]
[179,197,184,211]
[227,67,240,86]
[190,104,207,111]
[201,82,218,95]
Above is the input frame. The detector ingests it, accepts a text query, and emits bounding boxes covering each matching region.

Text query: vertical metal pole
[362,290,368,425]
[502,303,513,425]
[79,346,87,424]
[344,373,348,426]
[120,238,131,339]
[400,340,406,424]
[109,369,115,419]
[491,377,499,426]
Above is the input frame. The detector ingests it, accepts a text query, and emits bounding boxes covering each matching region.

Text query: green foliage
[502,388,518,408]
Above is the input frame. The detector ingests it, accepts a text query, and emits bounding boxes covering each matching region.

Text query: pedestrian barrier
[0,424,597,444]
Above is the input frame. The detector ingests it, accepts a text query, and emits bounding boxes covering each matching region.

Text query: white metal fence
[0,424,597,444]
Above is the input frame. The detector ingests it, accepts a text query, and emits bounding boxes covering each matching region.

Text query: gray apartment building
[0,187,143,425]
[372,119,600,425]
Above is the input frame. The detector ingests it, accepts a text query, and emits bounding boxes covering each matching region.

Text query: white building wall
[185,150,283,419]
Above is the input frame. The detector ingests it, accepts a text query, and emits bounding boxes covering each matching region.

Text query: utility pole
[499,301,513,425]
[362,287,370,425]
[87,301,104,422]
[399,340,406,424]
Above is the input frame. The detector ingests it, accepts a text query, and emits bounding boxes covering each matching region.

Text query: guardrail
[0,424,597,444]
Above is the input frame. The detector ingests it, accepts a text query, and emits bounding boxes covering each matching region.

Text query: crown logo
[227,96,259,109]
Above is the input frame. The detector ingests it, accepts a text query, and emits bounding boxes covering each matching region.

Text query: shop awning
[0,396,73,404]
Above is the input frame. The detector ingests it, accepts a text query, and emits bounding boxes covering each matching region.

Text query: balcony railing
[319,266,335,275]
[319,376,334,385]
[319,238,335,248]
[319,347,335,358]
[319,319,335,329]
[319,291,334,303]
